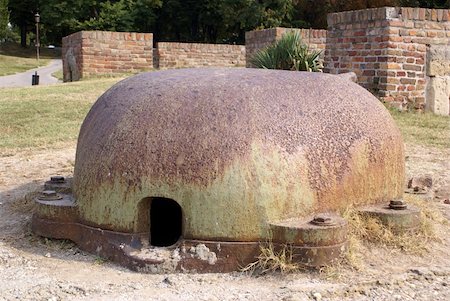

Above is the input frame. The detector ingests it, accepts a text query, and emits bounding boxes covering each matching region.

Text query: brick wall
[245,28,327,67]
[62,31,153,81]
[62,9,450,112]
[155,42,245,69]
[326,7,450,109]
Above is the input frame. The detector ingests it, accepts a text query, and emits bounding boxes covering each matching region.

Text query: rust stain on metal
[74,68,402,189]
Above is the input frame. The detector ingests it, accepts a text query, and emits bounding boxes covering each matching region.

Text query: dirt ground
[0,143,449,301]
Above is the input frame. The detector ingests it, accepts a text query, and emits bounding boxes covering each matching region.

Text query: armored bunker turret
[32,68,405,272]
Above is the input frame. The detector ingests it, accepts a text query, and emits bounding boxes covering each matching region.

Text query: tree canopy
[7,0,450,47]
[0,0,9,41]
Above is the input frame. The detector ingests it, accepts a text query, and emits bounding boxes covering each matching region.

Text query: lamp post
[32,13,40,85]
[35,13,40,64]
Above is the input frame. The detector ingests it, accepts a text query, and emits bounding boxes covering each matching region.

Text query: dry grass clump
[37,237,75,251]
[241,242,301,275]
[341,196,444,261]
[244,196,445,277]
[320,197,446,279]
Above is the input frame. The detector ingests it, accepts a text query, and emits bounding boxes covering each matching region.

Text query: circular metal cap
[389,199,407,210]
[38,190,63,201]
[310,214,336,226]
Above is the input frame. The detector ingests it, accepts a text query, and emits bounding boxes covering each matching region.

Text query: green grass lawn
[0,77,448,155]
[0,78,123,155]
[51,69,64,81]
[389,108,450,149]
[0,42,61,76]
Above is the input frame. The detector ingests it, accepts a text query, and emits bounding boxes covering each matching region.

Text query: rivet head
[38,190,63,201]
[389,199,407,210]
[50,176,65,183]
[311,214,336,226]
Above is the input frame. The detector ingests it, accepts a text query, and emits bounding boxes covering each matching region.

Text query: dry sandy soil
[0,143,449,301]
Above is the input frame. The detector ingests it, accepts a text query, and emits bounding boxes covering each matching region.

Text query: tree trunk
[20,24,26,47]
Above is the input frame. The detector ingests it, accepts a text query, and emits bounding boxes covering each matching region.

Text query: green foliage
[8,0,36,47]
[7,0,450,46]
[250,31,323,72]
[80,0,135,31]
[156,0,293,43]
[0,0,8,42]
[399,0,449,8]
[292,0,449,28]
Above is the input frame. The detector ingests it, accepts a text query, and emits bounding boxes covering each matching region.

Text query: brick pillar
[326,7,450,110]
[62,31,153,81]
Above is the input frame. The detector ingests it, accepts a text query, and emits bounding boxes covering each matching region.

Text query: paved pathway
[0,59,62,88]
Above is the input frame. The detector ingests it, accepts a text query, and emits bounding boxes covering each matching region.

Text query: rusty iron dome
[32,68,405,272]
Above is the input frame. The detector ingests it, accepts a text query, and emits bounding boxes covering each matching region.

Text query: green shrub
[250,31,323,72]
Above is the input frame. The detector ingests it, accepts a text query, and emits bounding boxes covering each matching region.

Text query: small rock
[311,292,322,301]
[425,274,435,281]
[435,185,450,201]
[130,284,142,290]
[410,268,428,276]
[162,276,174,286]
[444,199,450,204]
[359,288,369,296]
[45,253,51,258]
[407,175,433,192]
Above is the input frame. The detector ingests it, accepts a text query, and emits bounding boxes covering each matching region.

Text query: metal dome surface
[72,68,404,240]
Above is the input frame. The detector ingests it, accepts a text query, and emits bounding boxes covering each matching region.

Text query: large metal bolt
[389,199,407,210]
[38,190,63,201]
[311,214,336,226]
[50,176,65,183]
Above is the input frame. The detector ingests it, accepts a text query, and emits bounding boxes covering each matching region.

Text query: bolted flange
[38,190,63,201]
[269,214,347,267]
[45,176,72,194]
[389,199,407,210]
[359,200,420,234]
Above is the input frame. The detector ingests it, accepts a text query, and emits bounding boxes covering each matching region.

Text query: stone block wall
[326,7,450,110]
[62,31,153,81]
[61,31,83,81]
[245,28,327,67]
[425,45,450,115]
[155,42,245,69]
